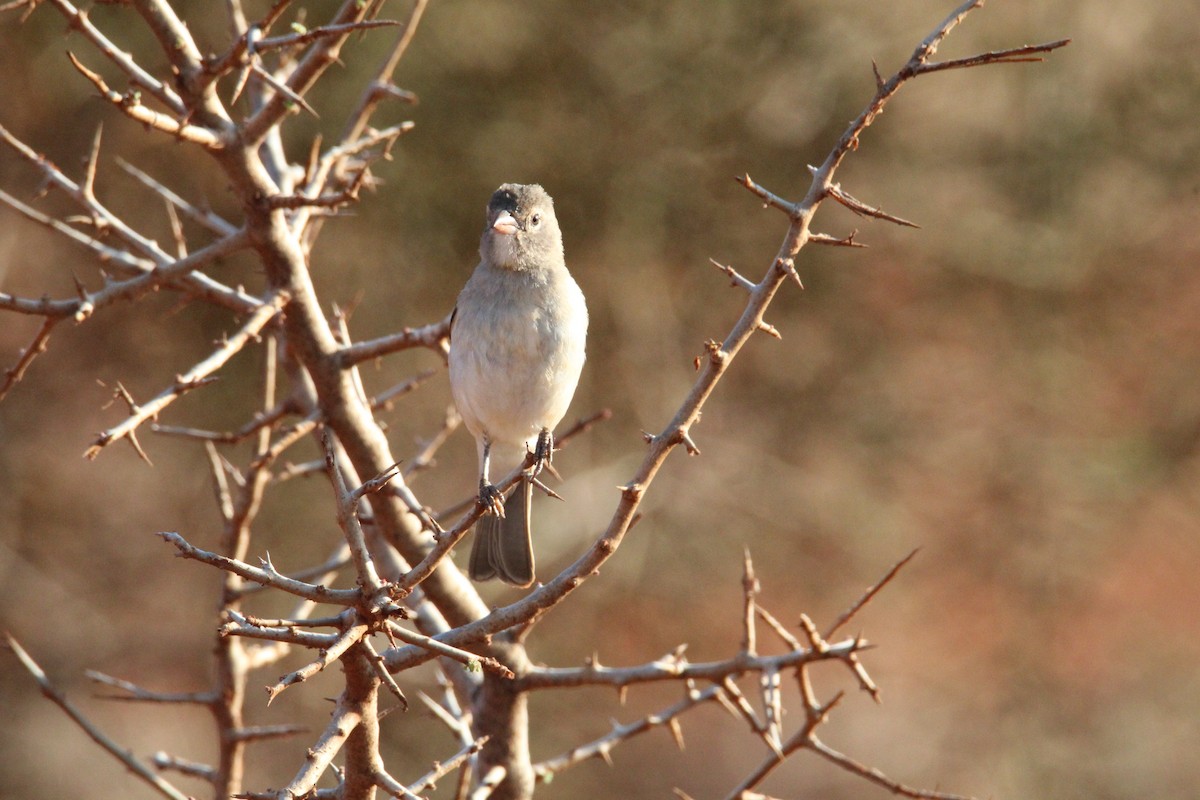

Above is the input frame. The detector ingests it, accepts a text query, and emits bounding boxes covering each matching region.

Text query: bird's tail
[469,477,534,587]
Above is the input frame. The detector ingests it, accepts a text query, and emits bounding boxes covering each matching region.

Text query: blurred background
[2,1,1198,798]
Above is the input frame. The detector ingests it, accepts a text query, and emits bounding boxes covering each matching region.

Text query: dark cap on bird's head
[481,183,563,272]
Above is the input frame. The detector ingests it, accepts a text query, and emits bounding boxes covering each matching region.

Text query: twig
[710,257,757,292]
[65,52,222,148]
[916,39,1073,76]
[718,692,845,800]
[231,724,309,742]
[115,158,238,237]
[152,398,295,444]
[827,184,920,228]
[157,531,361,605]
[385,620,512,679]
[268,688,366,799]
[403,736,488,796]
[533,684,722,781]
[85,670,217,704]
[85,292,286,459]
[239,0,378,144]
[740,549,759,656]
[809,230,867,248]
[426,403,608,522]
[404,405,461,479]
[806,736,977,800]
[6,635,191,800]
[256,19,400,53]
[151,751,217,781]
[45,0,187,113]
[514,638,860,691]
[324,432,388,596]
[0,317,58,401]
[266,619,370,704]
[335,313,452,366]
[234,543,350,597]
[825,548,919,639]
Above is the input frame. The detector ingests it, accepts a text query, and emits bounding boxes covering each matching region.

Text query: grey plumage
[449,184,588,587]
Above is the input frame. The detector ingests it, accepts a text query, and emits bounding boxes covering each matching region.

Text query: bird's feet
[531,428,554,478]
[478,480,505,518]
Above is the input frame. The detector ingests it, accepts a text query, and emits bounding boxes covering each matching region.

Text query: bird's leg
[530,427,554,479]
[478,435,506,518]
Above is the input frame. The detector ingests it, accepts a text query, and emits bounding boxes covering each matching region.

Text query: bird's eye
[530,213,542,227]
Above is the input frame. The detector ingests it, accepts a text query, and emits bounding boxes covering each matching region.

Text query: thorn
[872,58,885,92]
[827,183,920,229]
[756,320,781,339]
[127,428,154,466]
[709,258,755,292]
[530,476,564,501]
[810,230,869,248]
[775,258,804,290]
[668,717,685,751]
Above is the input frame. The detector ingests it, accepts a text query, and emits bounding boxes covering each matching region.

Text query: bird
[448,184,588,587]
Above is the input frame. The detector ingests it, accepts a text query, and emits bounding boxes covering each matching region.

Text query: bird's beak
[492,210,519,236]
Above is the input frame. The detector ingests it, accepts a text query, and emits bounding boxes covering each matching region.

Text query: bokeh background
[2,1,1199,798]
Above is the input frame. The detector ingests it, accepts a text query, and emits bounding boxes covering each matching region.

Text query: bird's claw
[478,481,505,518]
[530,428,554,478]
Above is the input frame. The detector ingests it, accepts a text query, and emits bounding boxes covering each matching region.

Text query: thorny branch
[0,1,1067,799]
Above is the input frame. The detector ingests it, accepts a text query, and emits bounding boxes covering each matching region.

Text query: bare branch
[710,257,757,292]
[157,531,362,605]
[402,735,488,796]
[718,691,845,800]
[151,751,217,781]
[335,313,452,366]
[404,405,461,478]
[6,635,191,800]
[116,157,239,237]
[66,52,223,148]
[240,0,377,144]
[85,292,284,459]
[740,549,760,657]
[737,173,797,216]
[0,124,259,313]
[0,317,58,401]
[324,432,389,596]
[257,18,400,52]
[513,637,862,692]
[267,688,366,799]
[0,221,252,320]
[806,736,977,800]
[826,548,919,639]
[266,619,370,704]
[337,0,429,157]
[916,40,1073,76]
[809,230,867,248]
[230,724,309,743]
[534,684,723,782]
[827,184,920,228]
[45,0,186,113]
[385,620,513,679]
[85,670,218,704]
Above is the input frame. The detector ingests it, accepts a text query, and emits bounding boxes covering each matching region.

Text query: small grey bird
[449,184,588,586]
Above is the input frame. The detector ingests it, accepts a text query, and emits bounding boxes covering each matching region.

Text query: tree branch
[85,291,285,459]
[6,635,191,800]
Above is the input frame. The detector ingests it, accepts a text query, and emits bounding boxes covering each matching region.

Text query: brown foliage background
[2,1,1198,798]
